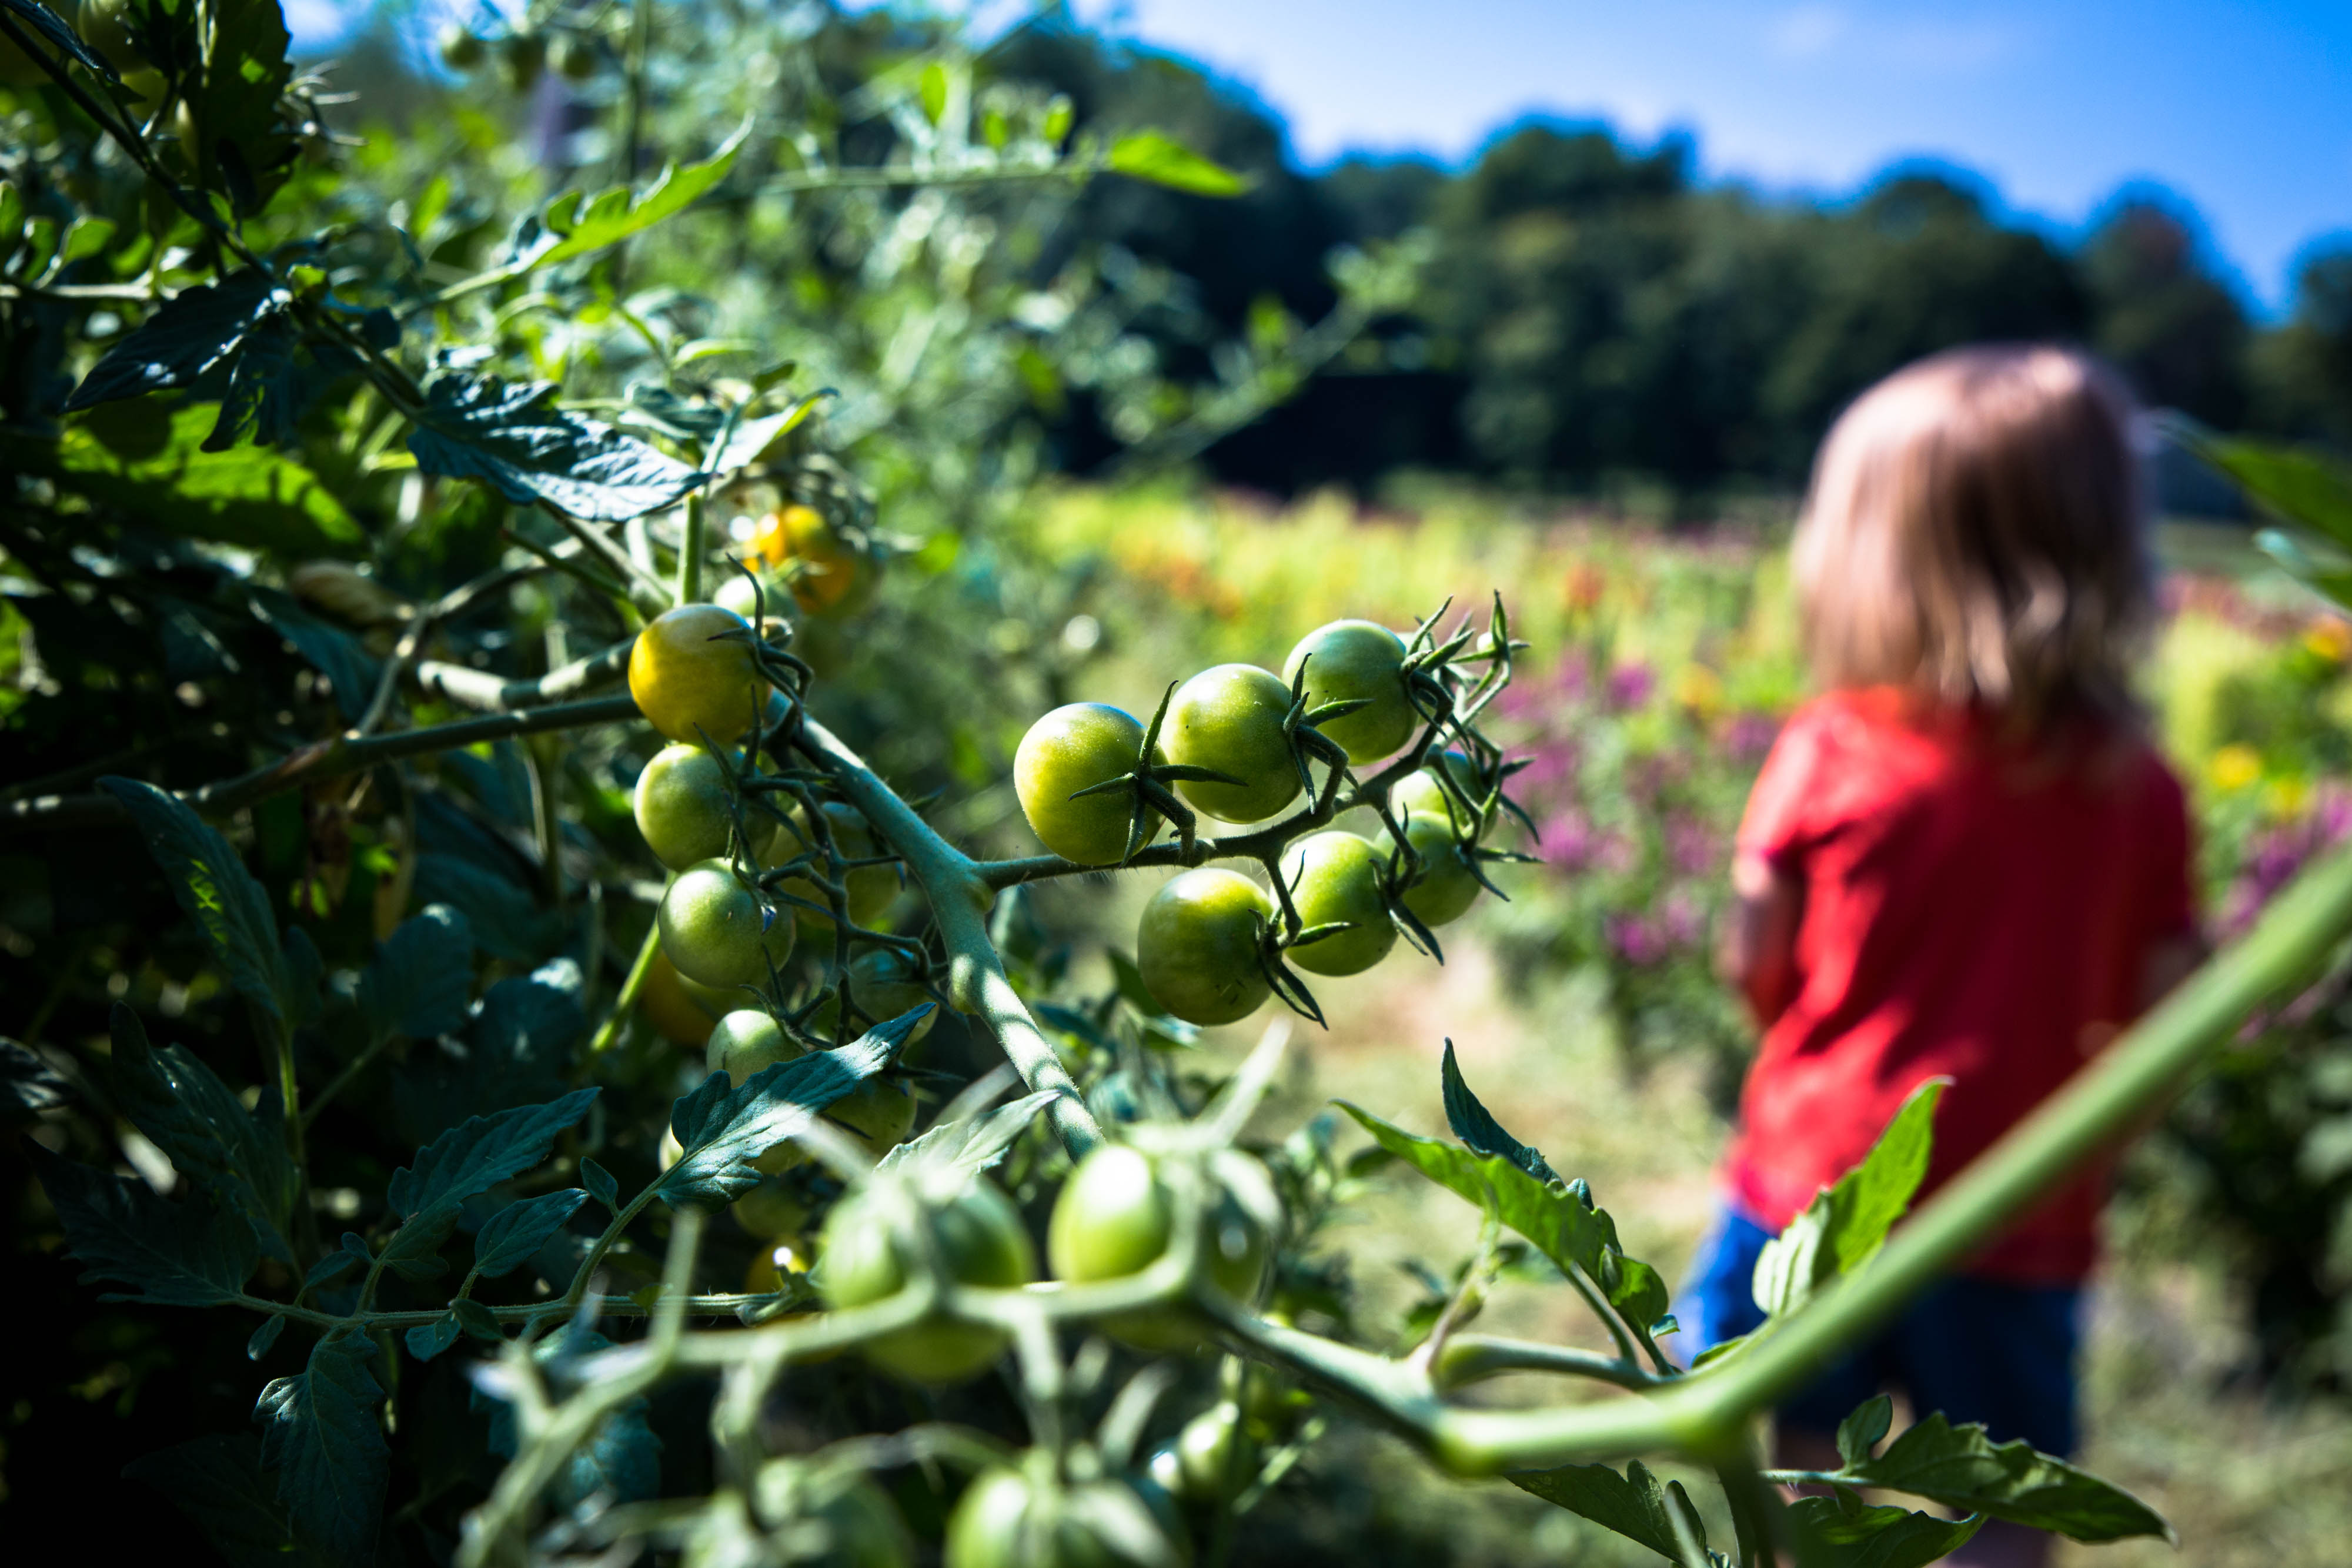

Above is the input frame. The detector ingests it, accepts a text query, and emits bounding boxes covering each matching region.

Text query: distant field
[1030,481,2352,1568]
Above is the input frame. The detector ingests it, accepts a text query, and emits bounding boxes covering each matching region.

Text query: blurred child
[1679,345,2205,1568]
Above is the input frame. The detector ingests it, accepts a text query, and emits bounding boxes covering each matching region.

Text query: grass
[1031,479,2352,1566]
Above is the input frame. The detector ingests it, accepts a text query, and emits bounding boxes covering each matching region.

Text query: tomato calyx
[1275,654,1365,811]
[1065,678,1245,863]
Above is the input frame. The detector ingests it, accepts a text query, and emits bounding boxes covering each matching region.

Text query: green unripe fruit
[1384,814,1483,928]
[1162,664,1300,824]
[634,742,739,872]
[817,1178,1035,1383]
[1014,702,1158,865]
[1282,619,1415,765]
[704,1009,810,1174]
[499,29,545,91]
[1170,1403,1243,1500]
[436,21,486,71]
[1278,830,1395,977]
[824,1074,917,1158]
[944,1465,1184,1568]
[1137,868,1272,1027]
[1047,1145,1268,1350]
[808,950,938,1049]
[731,1176,811,1241]
[658,859,794,989]
[1391,750,1488,829]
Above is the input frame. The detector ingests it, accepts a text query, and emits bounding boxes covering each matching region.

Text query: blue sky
[1065,0,2350,313]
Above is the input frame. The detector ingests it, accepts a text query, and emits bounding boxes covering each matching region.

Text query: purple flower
[1596,832,1641,876]
[1539,811,1596,871]
[1609,912,1668,966]
[1722,710,1781,765]
[1660,890,1707,951]
[1665,815,1718,878]
[1606,662,1654,711]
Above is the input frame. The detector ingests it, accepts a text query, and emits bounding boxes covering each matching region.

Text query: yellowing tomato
[629,603,767,745]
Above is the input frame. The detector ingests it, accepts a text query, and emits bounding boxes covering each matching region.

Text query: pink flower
[1539,811,1596,871]
[1606,662,1654,711]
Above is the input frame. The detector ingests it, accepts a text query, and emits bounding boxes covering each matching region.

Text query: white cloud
[1767,4,1849,61]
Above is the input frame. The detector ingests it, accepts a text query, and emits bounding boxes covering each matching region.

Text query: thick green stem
[676,496,706,605]
[791,716,1101,1156]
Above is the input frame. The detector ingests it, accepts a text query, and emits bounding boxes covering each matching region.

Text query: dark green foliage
[1507,1459,1720,1564]
[109,1002,297,1261]
[125,1433,333,1568]
[30,1142,264,1305]
[255,1332,390,1566]
[406,372,706,522]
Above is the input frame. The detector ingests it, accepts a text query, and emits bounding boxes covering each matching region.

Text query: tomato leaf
[470,1188,590,1279]
[354,905,475,1050]
[377,1203,460,1282]
[0,0,118,83]
[385,1086,599,1219]
[657,1009,921,1208]
[406,370,706,523]
[1,1037,73,1124]
[1776,1411,2172,1544]
[1752,1079,1945,1320]
[62,268,289,411]
[392,961,586,1143]
[2188,432,2352,551]
[580,1156,620,1213]
[15,403,365,554]
[1339,1099,1671,1366]
[99,776,295,1038]
[248,586,383,724]
[255,1333,388,1568]
[108,1002,295,1262]
[1439,1038,1560,1184]
[27,1142,263,1305]
[473,1326,662,1506]
[1785,1492,1984,1568]
[506,119,749,279]
[1104,130,1250,198]
[1508,1459,1716,1564]
[125,1433,336,1568]
[874,1088,1057,1183]
[405,1313,462,1363]
[409,851,560,966]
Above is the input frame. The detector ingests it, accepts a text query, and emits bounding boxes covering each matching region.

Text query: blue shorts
[1673,1202,2083,1457]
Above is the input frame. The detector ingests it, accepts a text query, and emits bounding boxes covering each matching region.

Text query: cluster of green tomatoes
[1014,617,1518,1028]
[436,9,603,90]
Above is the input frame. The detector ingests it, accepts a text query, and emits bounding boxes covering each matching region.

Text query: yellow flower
[2266,775,2311,822]
[2305,617,2352,666]
[1672,663,1722,716]
[2208,744,2263,793]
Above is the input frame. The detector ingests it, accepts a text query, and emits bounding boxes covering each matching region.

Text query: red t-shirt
[1723,689,2196,1282]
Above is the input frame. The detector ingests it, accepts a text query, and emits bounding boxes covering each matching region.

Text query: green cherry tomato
[658,858,794,989]
[824,1074,918,1158]
[773,801,898,931]
[1137,868,1272,1027]
[629,603,766,745]
[808,949,939,1048]
[436,21,486,71]
[817,1176,1035,1383]
[706,1009,810,1173]
[776,1475,912,1568]
[1161,664,1300,824]
[1391,750,1488,829]
[638,952,725,1044]
[1383,814,1483,928]
[731,1175,813,1241]
[1172,1403,1244,1500]
[1278,830,1395,977]
[1046,1144,1269,1350]
[1282,620,1416,765]
[944,1464,1184,1568]
[634,742,741,871]
[499,29,546,91]
[1014,703,1156,865]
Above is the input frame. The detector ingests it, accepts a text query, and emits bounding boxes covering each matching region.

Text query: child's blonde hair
[1792,344,2154,731]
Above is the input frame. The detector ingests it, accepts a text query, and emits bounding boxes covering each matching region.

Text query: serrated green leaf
[406,371,703,524]
[1753,1079,1945,1319]
[386,1086,597,1219]
[18,403,363,554]
[511,119,748,278]
[580,1156,620,1212]
[1439,1039,1559,1183]
[99,777,290,1038]
[1778,1411,2171,1543]
[1838,1393,1895,1466]
[108,1003,295,1261]
[63,269,288,410]
[377,1203,459,1282]
[125,1433,334,1568]
[355,905,474,1048]
[301,1250,361,1293]
[29,1143,260,1304]
[874,1089,1055,1183]
[255,1333,387,1567]
[408,852,557,966]
[658,1010,917,1208]
[1786,1492,1983,1568]
[247,587,382,725]
[1,1036,72,1123]
[1508,1459,1713,1564]
[393,960,586,1142]
[470,1188,589,1278]
[451,1295,502,1341]
[1339,1101,1670,1365]
[3,0,118,83]
[1105,130,1250,197]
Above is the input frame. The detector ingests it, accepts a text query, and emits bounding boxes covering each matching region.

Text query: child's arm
[1718,850,1803,1027]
